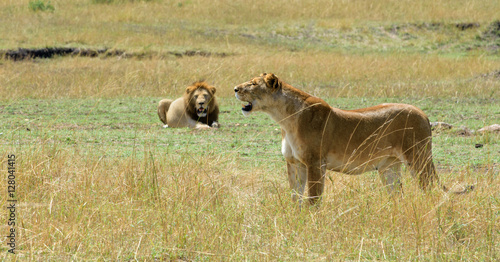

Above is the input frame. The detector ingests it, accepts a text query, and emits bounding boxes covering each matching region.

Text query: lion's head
[233,73,281,116]
[184,81,217,118]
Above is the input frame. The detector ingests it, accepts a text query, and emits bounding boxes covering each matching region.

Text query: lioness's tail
[433,163,475,195]
[441,183,475,195]
[157,99,173,124]
[418,161,474,195]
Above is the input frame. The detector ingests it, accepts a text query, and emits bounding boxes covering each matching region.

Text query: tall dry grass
[1,53,499,100]
[1,135,497,260]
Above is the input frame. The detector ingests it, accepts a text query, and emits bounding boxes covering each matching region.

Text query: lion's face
[189,88,212,117]
[234,73,280,116]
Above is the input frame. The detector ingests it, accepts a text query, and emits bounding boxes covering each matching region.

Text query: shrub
[28,0,55,12]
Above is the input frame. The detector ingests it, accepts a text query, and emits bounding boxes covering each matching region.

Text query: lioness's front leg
[306,162,326,205]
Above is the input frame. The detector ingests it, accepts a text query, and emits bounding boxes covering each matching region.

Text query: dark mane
[183,81,219,126]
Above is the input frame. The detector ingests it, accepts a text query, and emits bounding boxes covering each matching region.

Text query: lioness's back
[345,103,431,133]
[333,103,433,162]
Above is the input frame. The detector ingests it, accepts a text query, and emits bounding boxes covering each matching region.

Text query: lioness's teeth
[242,102,253,111]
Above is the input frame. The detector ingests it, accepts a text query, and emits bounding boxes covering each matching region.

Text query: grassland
[1,0,500,260]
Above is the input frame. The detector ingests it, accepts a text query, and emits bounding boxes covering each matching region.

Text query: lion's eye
[194,95,198,99]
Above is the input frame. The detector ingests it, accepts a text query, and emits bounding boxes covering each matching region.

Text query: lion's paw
[195,124,211,130]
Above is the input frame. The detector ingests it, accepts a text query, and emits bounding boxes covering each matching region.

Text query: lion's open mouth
[197,107,208,116]
[242,102,253,112]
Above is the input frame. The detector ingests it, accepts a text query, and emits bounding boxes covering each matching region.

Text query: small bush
[91,0,156,4]
[28,0,55,12]
[91,0,114,3]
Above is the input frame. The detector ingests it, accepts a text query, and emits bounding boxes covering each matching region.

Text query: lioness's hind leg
[378,159,402,194]
[404,137,439,190]
[286,161,307,203]
[411,161,438,191]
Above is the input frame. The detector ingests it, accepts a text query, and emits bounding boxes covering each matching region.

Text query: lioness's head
[234,73,281,116]
[185,81,217,117]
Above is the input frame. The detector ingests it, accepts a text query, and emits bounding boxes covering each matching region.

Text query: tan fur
[234,73,472,205]
[157,99,173,125]
[158,81,219,129]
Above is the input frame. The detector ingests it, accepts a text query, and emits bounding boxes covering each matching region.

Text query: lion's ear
[185,86,194,94]
[264,73,280,90]
[209,86,216,94]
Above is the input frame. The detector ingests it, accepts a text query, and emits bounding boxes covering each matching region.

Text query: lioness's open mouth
[242,102,253,112]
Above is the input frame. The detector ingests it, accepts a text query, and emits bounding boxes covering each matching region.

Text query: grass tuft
[28,0,54,12]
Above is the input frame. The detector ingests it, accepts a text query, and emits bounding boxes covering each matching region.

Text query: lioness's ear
[264,73,280,90]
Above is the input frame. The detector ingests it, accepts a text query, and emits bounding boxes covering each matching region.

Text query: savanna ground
[0,0,499,260]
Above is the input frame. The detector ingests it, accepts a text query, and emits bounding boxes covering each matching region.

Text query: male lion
[234,73,471,205]
[158,81,220,129]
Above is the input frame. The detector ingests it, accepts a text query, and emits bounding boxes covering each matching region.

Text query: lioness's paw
[211,122,220,128]
[162,124,169,128]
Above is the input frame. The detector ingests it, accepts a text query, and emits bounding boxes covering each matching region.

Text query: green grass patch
[28,0,54,12]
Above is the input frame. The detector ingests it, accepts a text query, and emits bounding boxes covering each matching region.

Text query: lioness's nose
[234,86,239,93]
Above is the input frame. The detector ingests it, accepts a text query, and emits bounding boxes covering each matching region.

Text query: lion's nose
[199,101,205,105]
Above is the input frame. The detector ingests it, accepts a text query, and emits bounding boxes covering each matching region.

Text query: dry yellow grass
[1,137,497,260]
[1,53,499,99]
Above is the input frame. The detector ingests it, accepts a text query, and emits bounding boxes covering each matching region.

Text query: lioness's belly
[325,153,377,175]
[325,145,404,175]
[282,126,403,175]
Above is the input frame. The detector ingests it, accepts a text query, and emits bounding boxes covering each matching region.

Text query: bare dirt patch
[0,47,232,61]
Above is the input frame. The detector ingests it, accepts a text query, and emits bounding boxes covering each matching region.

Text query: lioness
[234,73,471,204]
[158,81,220,129]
